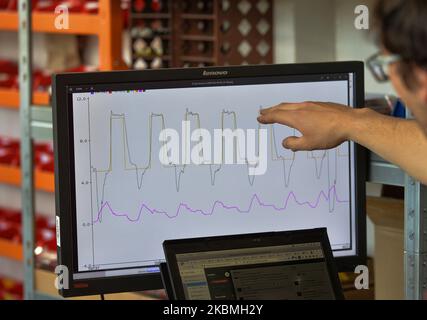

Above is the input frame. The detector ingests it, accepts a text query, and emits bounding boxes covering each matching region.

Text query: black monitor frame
[53,62,366,297]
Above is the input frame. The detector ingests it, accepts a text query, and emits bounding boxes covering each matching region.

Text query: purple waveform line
[93,185,349,224]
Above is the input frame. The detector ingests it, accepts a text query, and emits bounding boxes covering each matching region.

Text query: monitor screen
[53,63,366,296]
[175,242,335,300]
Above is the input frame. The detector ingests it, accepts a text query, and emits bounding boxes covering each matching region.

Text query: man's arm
[257,102,427,185]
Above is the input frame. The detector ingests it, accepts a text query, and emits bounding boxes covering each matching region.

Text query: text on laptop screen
[175,242,335,300]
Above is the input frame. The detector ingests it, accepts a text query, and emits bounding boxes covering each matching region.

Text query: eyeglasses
[367,52,401,82]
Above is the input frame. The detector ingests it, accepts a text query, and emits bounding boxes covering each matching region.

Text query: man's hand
[257,102,359,151]
[258,101,427,184]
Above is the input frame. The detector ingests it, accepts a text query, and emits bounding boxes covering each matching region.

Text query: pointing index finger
[257,109,299,129]
[260,102,306,115]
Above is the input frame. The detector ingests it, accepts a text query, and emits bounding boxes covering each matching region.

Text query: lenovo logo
[203,70,229,76]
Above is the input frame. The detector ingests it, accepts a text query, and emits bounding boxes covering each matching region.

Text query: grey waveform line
[90,103,349,214]
[310,151,328,180]
[271,125,296,188]
[170,109,257,191]
[93,109,263,211]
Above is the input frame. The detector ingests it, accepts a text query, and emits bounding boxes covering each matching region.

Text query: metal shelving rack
[19,0,35,300]
[14,0,427,300]
[15,0,125,299]
[369,152,427,299]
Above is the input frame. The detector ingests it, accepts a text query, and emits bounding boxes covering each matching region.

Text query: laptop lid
[163,228,344,300]
[160,262,175,300]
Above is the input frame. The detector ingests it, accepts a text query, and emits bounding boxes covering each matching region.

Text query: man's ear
[415,67,427,104]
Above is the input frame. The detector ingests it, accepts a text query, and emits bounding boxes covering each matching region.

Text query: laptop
[162,228,344,300]
[159,262,175,300]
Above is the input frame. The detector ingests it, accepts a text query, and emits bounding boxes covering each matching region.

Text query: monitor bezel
[53,62,366,297]
[163,228,345,300]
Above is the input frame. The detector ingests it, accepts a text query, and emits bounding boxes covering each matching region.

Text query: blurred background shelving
[0,0,127,300]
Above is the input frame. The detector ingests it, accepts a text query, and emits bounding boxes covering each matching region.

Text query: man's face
[389,63,427,134]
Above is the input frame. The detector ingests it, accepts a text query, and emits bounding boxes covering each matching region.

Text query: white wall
[275,0,395,94]
[274,0,336,63]
[294,0,336,62]
[274,0,295,63]
[334,0,395,95]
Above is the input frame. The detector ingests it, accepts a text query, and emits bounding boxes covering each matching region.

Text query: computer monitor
[53,62,366,297]
[163,228,344,300]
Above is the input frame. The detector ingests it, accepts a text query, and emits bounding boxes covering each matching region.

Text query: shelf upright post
[404,109,427,300]
[18,0,36,300]
[404,177,427,300]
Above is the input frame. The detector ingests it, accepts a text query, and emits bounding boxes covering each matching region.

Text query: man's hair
[374,0,427,88]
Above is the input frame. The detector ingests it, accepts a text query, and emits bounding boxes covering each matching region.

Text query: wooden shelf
[181,35,216,42]
[0,11,18,31]
[131,13,172,19]
[180,56,216,63]
[134,34,171,41]
[0,88,50,109]
[0,238,23,261]
[0,88,20,109]
[0,11,102,35]
[33,91,50,106]
[132,55,172,61]
[35,169,55,193]
[180,13,215,20]
[0,165,21,187]
[0,164,54,193]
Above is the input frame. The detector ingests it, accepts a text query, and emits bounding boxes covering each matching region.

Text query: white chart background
[72,80,356,271]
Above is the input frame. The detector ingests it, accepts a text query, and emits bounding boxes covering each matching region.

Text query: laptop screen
[175,242,336,300]
[163,229,344,300]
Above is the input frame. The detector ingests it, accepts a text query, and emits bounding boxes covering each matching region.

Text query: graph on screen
[72,80,356,272]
